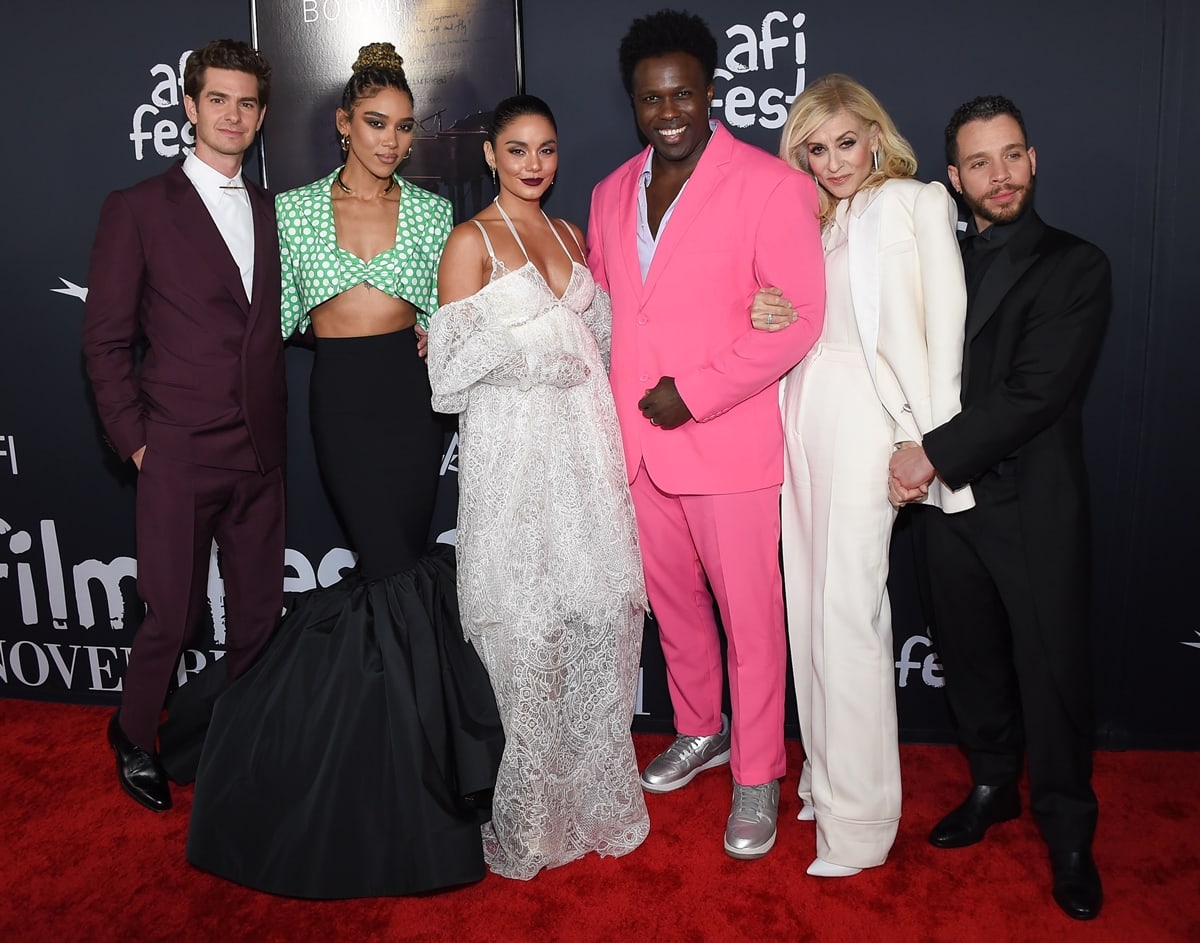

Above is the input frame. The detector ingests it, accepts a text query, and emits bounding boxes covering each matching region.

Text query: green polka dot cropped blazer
[275,168,454,337]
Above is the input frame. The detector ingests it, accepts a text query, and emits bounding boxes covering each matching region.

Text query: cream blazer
[843,178,973,512]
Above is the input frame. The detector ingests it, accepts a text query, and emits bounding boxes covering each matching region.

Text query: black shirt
[960,208,1032,304]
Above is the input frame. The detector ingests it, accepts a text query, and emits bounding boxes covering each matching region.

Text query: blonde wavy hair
[780,74,918,227]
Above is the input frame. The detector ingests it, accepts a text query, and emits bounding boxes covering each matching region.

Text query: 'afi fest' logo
[713,11,808,130]
[129,51,197,161]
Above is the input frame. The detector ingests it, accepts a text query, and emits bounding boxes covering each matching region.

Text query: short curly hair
[944,95,1027,165]
[618,9,718,96]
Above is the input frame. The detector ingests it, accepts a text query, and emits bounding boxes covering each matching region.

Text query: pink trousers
[630,463,786,785]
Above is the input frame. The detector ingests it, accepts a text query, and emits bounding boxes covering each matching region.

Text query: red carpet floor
[1,699,1197,942]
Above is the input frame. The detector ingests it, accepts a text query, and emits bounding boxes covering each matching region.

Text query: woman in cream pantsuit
[752,74,973,877]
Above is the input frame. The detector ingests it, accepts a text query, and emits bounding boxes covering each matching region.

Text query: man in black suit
[889,95,1111,920]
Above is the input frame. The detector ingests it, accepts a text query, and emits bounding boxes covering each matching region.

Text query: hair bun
[352,42,404,74]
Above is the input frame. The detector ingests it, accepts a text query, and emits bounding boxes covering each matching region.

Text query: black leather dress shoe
[1051,850,1103,920]
[107,712,172,812]
[928,783,1020,848]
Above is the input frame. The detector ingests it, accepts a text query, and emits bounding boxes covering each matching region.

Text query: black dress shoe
[107,712,172,812]
[928,783,1020,848]
[1051,850,1103,920]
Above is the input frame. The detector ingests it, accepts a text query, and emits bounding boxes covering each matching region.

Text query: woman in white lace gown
[427,95,649,880]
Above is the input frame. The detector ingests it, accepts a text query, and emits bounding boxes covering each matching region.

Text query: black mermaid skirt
[186,329,503,899]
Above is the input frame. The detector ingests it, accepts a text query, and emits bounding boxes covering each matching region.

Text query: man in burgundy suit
[82,39,286,812]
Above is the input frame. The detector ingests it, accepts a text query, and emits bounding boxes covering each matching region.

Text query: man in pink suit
[82,40,286,813]
[587,9,825,859]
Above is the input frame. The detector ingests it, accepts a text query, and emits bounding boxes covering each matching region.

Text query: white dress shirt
[183,152,255,301]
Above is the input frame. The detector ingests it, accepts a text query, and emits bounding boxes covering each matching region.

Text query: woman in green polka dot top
[187,42,503,900]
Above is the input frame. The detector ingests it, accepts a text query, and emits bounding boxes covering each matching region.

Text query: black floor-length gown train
[186,327,503,899]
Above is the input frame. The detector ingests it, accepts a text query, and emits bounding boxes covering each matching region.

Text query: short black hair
[183,39,272,108]
[487,94,557,146]
[618,9,718,96]
[944,95,1027,165]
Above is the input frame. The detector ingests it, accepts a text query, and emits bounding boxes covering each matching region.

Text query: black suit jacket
[923,210,1111,718]
[83,161,286,472]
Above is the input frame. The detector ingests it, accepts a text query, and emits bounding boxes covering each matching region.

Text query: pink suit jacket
[588,123,825,494]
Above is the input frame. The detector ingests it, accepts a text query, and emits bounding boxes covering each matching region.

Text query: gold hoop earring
[341,134,350,152]
[872,149,880,172]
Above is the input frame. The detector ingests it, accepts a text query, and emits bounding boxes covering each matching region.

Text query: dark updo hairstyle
[184,39,272,108]
[486,94,557,146]
[618,9,718,96]
[341,42,412,114]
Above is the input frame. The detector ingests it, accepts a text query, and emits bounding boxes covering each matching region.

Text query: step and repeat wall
[3,0,1197,748]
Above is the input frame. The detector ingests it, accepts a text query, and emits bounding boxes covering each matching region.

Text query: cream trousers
[781,343,901,870]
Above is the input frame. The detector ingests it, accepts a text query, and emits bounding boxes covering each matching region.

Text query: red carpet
[1,699,1197,942]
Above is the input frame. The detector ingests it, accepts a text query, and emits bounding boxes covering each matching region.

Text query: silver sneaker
[724,779,780,859]
[640,713,731,793]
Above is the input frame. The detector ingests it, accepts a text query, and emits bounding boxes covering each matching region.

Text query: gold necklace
[335,169,397,197]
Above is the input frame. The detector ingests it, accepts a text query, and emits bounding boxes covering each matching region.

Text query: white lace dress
[427,207,649,880]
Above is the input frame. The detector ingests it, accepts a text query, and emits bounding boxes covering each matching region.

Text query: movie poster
[254,0,522,219]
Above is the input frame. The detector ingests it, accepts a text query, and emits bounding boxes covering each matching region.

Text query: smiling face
[485,113,558,201]
[183,67,266,171]
[802,109,879,202]
[631,51,713,172]
[948,114,1037,231]
[336,85,415,180]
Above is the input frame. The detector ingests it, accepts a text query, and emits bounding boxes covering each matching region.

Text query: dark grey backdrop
[3,0,1196,749]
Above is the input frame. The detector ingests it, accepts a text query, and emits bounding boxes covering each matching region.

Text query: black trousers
[924,473,1098,852]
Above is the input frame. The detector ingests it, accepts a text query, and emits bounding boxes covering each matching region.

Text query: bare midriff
[310,285,418,337]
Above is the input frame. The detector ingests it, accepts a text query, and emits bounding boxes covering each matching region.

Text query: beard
[964,173,1036,226]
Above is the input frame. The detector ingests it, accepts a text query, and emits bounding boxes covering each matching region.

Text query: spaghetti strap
[491,197,579,267]
[493,200,531,262]
[471,219,498,260]
[554,216,586,260]
[542,213,581,264]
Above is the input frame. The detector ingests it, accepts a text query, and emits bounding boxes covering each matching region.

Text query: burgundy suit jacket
[83,161,285,472]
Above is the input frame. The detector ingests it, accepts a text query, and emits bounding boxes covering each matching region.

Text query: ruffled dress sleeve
[427,290,589,415]
[577,284,613,372]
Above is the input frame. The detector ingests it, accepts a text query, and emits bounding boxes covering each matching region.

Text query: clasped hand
[534,351,590,389]
[747,289,936,510]
[750,286,798,331]
[888,442,935,508]
[643,286,791,428]
[639,376,692,429]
